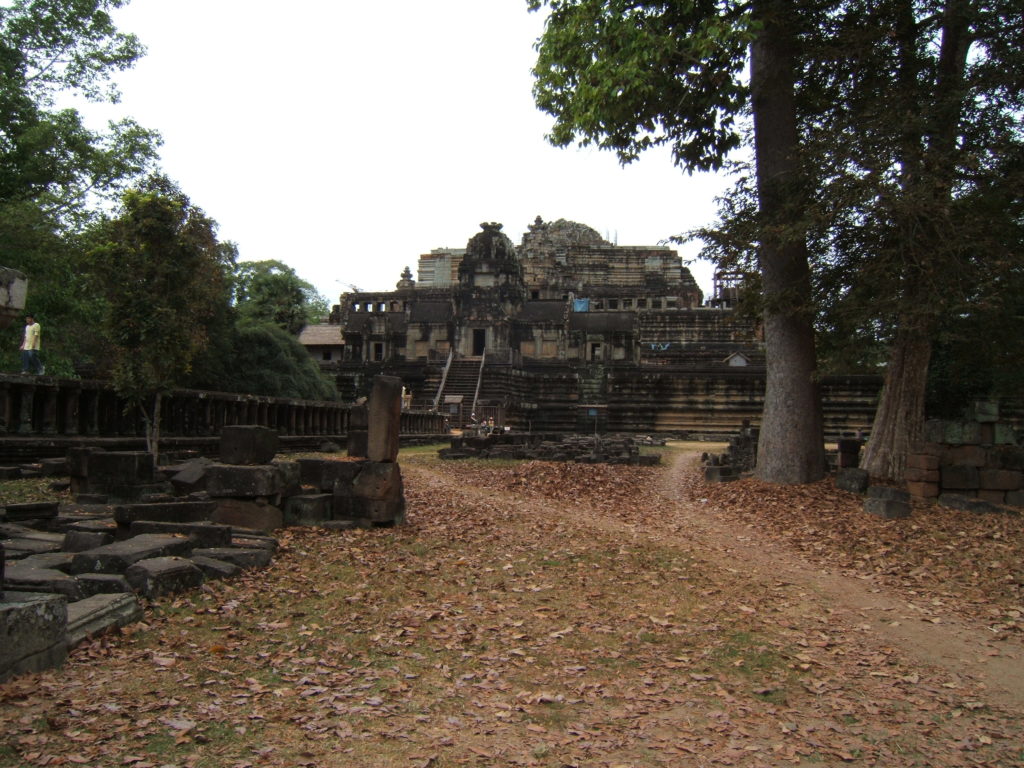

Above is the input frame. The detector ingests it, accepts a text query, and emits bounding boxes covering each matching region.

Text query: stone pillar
[81,389,99,435]
[347,404,368,458]
[63,385,81,435]
[368,375,402,462]
[17,383,35,434]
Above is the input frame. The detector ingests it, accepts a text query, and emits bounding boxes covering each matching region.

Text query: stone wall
[906,403,1022,506]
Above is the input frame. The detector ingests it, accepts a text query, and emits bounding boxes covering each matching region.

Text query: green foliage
[232,259,329,335]
[213,320,337,401]
[529,0,754,172]
[86,176,230,407]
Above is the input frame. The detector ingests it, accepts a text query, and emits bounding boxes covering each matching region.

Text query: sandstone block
[113,500,216,526]
[904,467,940,484]
[69,534,193,575]
[128,521,232,548]
[87,452,154,487]
[205,464,282,498]
[2,563,85,601]
[867,486,910,502]
[3,502,58,522]
[994,424,1018,445]
[352,462,403,501]
[65,593,141,648]
[76,573,132,596]
[969,400,999,423]
[62,529,115,552]
[835,468,869,494]
[219,425,279,465]
[368,376,403,462]
[284,494,333,526]
[349,497,406,524]
[211,499,282,533]
[1006,490,1024,507]
[169,458,213,495]
[347,429,368,458]
[944,445,987,467]
[190,547,272,569]
[864,498,911,519]
[906,481,939,498]
[941,464,980,490]
[0,592,67,683]
[274,460,302,497]
[906,453,940,471]
[297,458,364,492]
[979,469,1022,491]
[978,490,1007,504]
[190,555,242,580]
[125,557,205,598]
[349,403,368,429]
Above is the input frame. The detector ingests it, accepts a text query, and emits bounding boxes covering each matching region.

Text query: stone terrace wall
[906,405,1023,505]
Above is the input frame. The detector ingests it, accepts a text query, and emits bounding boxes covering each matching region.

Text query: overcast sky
[84,0,735,307]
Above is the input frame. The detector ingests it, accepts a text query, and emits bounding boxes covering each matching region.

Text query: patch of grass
[706,631,788,677]
[0,476,66,504]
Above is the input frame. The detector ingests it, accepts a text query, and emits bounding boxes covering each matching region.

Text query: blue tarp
[573,298,590,312]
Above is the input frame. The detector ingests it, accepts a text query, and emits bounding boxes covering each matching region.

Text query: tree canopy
[232,259,329,335]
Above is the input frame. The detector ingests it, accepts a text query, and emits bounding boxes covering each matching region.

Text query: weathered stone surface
[352,462,403,501]
[368,375,403,463]
[190,547,272,569]
[978,489,1007,504]
[205,464,282,498]
[76,573,132,596]
[62,529,115,552]
[169,458,213,495]
[944,445,987,467]
[3,502,59,522]
[969,400,999,423]
[979,469,1022,491]
[347,429,368,458]
[938,493,1009,514]
[125,557,205,598]
[284,494,333,525]
[274,460,302,496]
[65,593,141,648]
[835,468,869,494]
[0,591,67,682]
[904,467,940,484]
[69,534,193,575]
[17,552,76,573]
[2,563,85,600]
[190,555,242,580]
[230,533,278,552]
[864,498,911,519]
[867,486,911,502]
[941,465,980,490]
[128,521,232,548]
[113,500,216,525]
[349,497,405,523]
[87,451,154,487]
[2,531,65,558]
[211,499,282,533]
[66,446,103,478]
[906,481,940,498]
[349,403,368,429]
[219,425,280,465]
[297,458,364,492]
[704,466,737,483]
[906,453,940,471]
[39,458,67,476]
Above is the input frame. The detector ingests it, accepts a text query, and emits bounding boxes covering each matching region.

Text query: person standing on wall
[19,313,42,375]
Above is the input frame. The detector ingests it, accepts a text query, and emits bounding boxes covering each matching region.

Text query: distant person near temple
[19,313,43,375]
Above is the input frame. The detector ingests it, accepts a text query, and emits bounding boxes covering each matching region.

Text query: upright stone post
[41,384,58,435]
[17,382,35,434]
[368,375,402,462]
[347,404,368,458]
[63,385,81,435]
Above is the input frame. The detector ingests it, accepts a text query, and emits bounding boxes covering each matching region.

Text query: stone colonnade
[0,375,445,438]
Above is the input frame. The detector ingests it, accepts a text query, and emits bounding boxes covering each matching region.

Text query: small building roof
[298,324,343,346]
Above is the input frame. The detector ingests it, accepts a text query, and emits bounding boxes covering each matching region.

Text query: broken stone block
[978,489,1007,504]
[0,592,67,683]
[112,500,216,526]
[128,521,232,548]
[1007,490,1024,507]
[2,530,66,558]
[352,462,403,501]
[65,593,141,648]
[38,458,67,476]
[219,425,280,465]
[87,451,154,487]
[68,534,193,575]
[77,573,132,596]
[2,563,85,600]
[16,552,76,573]
[190,555,242,580]
[347,430,368,458]
[979,469,1022,491]
[168,457,213,495]
[125,557,205,598]
[274,460,302,497]
[62,529,115,553]
[349,403,368,429]
[284,494,333,526]
[190,547,272,570]
[906,481,939,499]
[349,497,405,524]
[864,498,911,519]
[703,465,737,482]
[867,486,911,502]
[368,375,403,463]
[835,468,869,494]
[205,464,282,498]
[3,502,59,522]
[210,499,282,533]
[297,458,364,492]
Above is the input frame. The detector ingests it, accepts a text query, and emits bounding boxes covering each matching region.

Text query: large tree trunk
[862,324,932,481]
[750,0,825,484]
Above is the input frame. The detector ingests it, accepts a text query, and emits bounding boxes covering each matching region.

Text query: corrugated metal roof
[298,324,343,346]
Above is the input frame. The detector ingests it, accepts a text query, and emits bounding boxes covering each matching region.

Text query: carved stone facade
[327,218,879,437]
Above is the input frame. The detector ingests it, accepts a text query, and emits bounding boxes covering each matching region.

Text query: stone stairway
[438,358,483,412]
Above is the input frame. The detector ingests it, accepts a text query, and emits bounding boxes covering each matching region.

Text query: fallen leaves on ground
[1,446,1023,767]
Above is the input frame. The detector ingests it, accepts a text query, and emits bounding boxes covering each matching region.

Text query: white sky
[84,0,734,306]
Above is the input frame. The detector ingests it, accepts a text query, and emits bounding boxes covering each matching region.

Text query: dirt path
[651,448,1024,711]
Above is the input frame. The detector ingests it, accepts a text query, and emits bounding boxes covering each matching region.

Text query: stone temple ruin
[317,218,879,437]
[1,376,407,681]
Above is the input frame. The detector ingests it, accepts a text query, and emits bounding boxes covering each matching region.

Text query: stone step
[65,593,142,648]
[69,534,193,574]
